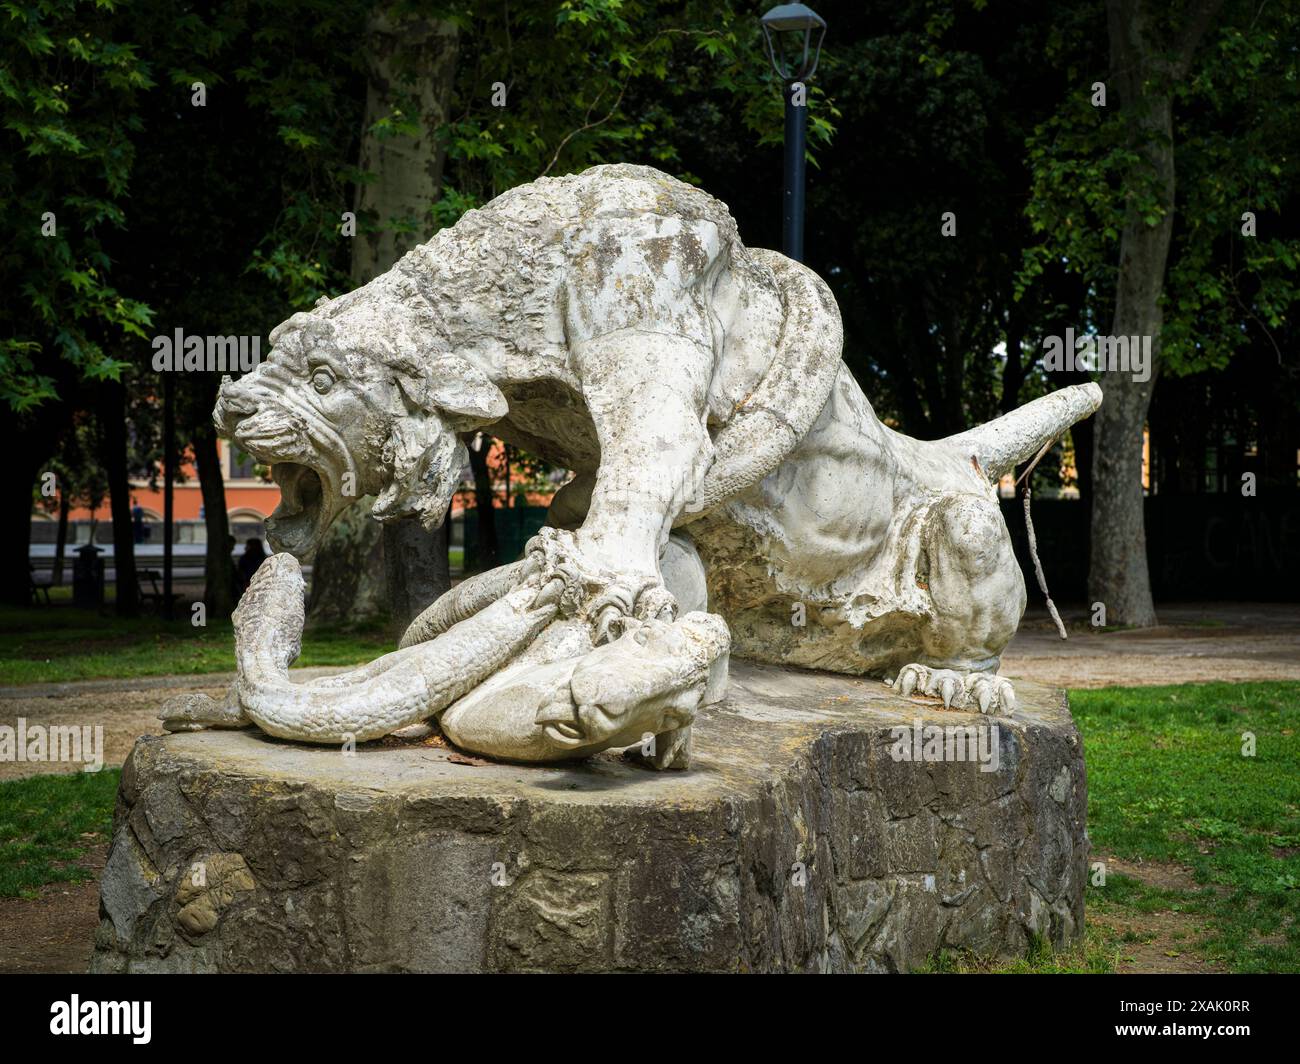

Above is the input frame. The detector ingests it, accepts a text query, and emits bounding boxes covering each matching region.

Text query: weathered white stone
[188,163,1100,765]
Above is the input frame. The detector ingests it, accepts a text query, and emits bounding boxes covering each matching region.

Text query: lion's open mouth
[266,463,330,558]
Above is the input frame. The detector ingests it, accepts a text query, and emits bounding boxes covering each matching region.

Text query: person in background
[236,537,269,597]
[132,500,146,544]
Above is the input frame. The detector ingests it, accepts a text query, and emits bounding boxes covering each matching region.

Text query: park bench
[29,563,51,606]
[137,568,183,612]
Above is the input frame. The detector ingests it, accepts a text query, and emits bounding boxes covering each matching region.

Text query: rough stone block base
[91,662,1087,972]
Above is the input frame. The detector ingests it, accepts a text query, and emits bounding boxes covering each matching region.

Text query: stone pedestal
[91,663,1087,973]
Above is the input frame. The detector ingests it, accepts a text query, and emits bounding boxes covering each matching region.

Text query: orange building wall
[61,439,556,525]
[66,442,281,522]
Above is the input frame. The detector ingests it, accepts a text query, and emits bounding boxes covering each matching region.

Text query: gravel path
[1001,602,1300,688]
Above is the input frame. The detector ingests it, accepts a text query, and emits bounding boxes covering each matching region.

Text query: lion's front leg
[571,328,716,642]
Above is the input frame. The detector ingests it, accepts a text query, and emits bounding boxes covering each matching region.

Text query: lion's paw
[523,527,677,645]
[887,664,1016,715]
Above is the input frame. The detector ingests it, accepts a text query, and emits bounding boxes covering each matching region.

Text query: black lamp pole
[761,4,826,264]
[783,83,808,261]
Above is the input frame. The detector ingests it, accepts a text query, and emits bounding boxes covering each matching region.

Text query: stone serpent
[162,552,559,744]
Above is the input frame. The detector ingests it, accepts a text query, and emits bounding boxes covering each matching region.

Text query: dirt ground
[1,601,1295,973]
[0,844,105,975]
[1001,602,1300,688]
[1088,854,1228,974]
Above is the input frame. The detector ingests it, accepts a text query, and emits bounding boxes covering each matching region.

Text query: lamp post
[761,3,826,263]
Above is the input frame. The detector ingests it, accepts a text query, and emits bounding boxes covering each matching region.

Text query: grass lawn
[2,680,1296,972]
[0,769,120,897]
[1075,681,1300,973]
[0,604,392,685]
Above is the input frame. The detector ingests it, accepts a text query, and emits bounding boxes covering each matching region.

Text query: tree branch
[1172,0,1226,78]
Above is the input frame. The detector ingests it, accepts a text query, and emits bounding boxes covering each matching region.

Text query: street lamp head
[761,3,826,82]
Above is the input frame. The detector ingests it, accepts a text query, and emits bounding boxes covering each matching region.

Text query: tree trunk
[1090,368,1160,624]
[351,8,459,281]
[99,381,140,617]
[53,491,69,586]
[1089,0,1221,627]
[1000,304,1026,415]
[306,5,459,625]
[359,7,459,626]
[466,434,499,570]
[194,425,237,619]
[1,408,68,607]
[306,498,387,623]
[382,509,451,642]
[1090,84,1167,629]
[1072,416,1095,505]
[4,446,45,607]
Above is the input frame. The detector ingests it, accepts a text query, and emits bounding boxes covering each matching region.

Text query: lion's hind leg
[883,492,1027,715]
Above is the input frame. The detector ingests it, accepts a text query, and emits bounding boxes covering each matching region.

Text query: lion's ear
[395,353,506,429]
[269,312,335,347]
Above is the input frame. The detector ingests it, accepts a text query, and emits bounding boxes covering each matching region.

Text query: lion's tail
[940,383,1103,483]
[676,249,842,526]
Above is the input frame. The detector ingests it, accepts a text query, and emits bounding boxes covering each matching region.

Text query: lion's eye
[310,368,334,394]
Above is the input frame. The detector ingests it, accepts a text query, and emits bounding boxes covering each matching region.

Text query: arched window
[229,508,268,545]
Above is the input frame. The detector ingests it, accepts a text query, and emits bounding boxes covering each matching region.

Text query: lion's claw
[634,585,679,624]
[590,582,637,644]
[967,672,1016,714]
[533,575,566,609]
[590,580,679,644]
[887,664,1016,715]
[521,526,678,645]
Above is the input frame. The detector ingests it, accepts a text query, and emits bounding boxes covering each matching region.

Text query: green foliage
[1161,12,1300,374]
[232,0,371,306]
[1019,0,1300,377]
[434,0,821,223]
[1,0,374,414]
[0,0,808,416]
[1,0,155,409]
[806,2,1069,434]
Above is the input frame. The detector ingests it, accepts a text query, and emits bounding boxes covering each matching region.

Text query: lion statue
[167,163,1098,767]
